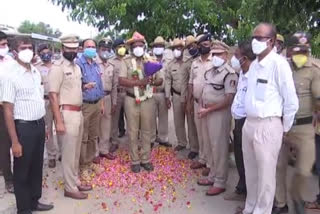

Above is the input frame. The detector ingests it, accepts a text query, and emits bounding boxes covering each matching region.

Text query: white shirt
[1,60,45,120]
[245,51,299,132]
[231,70,248,119]
[0,55,15,103]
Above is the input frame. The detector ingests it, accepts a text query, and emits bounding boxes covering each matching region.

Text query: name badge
[257,78,268,84]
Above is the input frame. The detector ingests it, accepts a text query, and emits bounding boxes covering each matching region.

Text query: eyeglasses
[252,36,271,42]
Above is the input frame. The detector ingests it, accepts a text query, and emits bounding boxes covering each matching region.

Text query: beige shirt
[189,55,213,100]
[155,57,171,92]
[96,56,118,105]
[49,57,83,106]
[164,58,184,98]
[35,63,51,95]
[180,50,194,102]
[201,63,238,106]
[110,56,127,92]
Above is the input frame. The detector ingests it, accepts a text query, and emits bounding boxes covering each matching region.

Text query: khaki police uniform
[180,49,199,152]
[202,63,238,188]
[189,54,213,166]
[97,56,118,154]
[120,55,160,164]
[275,57,320,208]
[49,57,83,193]
[165,58,188,147]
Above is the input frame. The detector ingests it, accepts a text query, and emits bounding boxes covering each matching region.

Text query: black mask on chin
[63,52,77,61]
[199,45,211,55]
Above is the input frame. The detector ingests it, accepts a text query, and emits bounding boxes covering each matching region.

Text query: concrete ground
[0,110,319,214]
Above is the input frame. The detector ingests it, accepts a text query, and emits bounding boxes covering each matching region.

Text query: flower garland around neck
[131,55,155,104]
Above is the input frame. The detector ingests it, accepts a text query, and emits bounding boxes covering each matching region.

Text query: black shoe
[188,152,198,160]
[158,141,172,147]
[151,143,155,149]
[131,164,141,173]
[109,144,119,153]
[174,145,186,151]
[118,131,125,138]
[140,163,154,172]
[5,182,14,193]
[32,202,54,211]
[272,205,289,214]
[48,159,56,168]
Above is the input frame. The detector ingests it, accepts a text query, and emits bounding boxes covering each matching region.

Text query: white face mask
[133,47,144,57]
[0,46,9,57]
[251,38,269,55]
[153,47,164,56]
[18,49,34,64]
[212,55,225,67]
[231,55,241,70]
[173,49,182,58]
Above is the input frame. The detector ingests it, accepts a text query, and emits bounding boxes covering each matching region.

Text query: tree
[18,20,62,38]
[51,0,319,55]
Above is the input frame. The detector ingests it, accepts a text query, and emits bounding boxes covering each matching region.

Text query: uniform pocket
[255,80,268,101]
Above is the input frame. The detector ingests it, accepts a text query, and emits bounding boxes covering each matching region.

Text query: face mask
[231,56,241,70]
[117,47,126,56]
[173,49,182,58]
[199,45,211,55]
[63,51,77,62]
[252,38,269,55]
[18,49,34,64]
[212,55,225,67]
[83,48,97,59]
[153,47,164,56]
[40,53,52,62]
[292,54,308,68]
[0,46,9,57]
[188,47,198,57]
[100,50,115,60]
[133,47,144,57]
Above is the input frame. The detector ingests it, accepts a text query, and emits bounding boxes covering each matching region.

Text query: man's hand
[111,105,117,114]
[165,98,171,109]
[137,78,149,87]
[100,100,105,115]
[198,107,209,118]
[56,121,66,135]
[313,111,320,127]
[186,101,194,115]
[84,82,96,90]
[12,142,22,158]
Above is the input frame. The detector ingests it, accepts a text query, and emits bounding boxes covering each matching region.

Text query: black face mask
[63,52,77,61]
[199,45,211,55]
[188,48,199,57]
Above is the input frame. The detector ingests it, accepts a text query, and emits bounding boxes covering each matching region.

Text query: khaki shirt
[155,57,171,93]
[49,57,83,106]
[35,63,51,95]
[293,57,320,119]
[110,56,127,92]
[180,50,194,102]
[201,63,238,106]
[164,58,184,98]
[96,56,118,105]
[120,55,162,95]
[189,55,213,100]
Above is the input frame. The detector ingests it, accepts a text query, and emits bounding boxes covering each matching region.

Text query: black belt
[15,118,44,125]
[171,88,181,96]
[117,88,125,93]
[83,99,100,104]
[104,90,111,96]
[293,116,313,126]
[126,92,135,99]
[44,95,49,99]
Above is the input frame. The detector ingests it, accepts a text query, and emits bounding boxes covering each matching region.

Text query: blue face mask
[83,48,97,59]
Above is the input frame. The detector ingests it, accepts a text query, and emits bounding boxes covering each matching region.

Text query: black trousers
[0,106,13,184]
[233,118,246,194]
[118,106,125,133]
[14,119,45,214]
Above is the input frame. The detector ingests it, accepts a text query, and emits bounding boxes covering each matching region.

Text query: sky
[0,0,99,38]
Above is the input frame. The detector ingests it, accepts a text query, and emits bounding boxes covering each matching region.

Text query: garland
[131,57,155,104]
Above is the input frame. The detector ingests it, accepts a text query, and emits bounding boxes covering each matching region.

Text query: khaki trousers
[111,92,126,144]
[44,100,57,160]
[206,108,231,188]
[80,102,101,165]
[275,124,315,210]
[99,95,112,154]
[172,93,187,147]
[151,92,169,143]
[194,102,209,166]
[124,96,155,165]
[58,110,83,193]
[243,117,283,214]
[186,105,199,153]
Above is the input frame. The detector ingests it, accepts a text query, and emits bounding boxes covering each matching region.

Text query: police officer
[119,32,163,173]
[110,38,127,152]
[275,34,286,56]
[180,35,199,160]
[151,36,171,147]
[96,38,118,160]
[273,32,320,214]
[165,38,188,151]
[197,41,238,196]
[49,35,92,200]
[188,34,212,176]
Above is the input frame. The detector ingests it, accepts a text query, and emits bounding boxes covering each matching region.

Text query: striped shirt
[1,60,45,120]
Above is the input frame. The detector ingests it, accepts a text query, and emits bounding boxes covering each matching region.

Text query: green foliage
[18,20,62,38]
[51,0,320,55]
